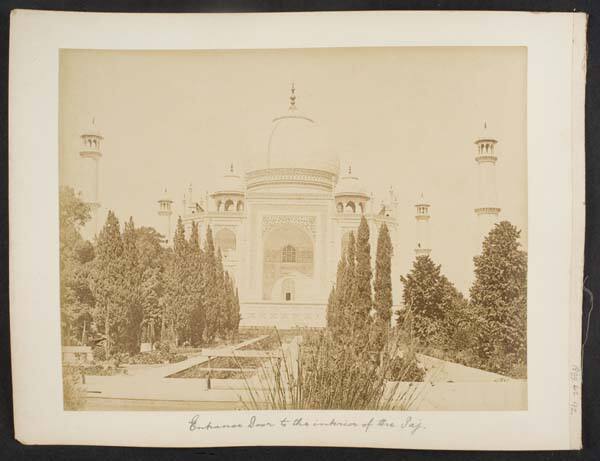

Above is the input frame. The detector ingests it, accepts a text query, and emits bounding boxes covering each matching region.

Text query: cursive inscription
[188,414,425,435]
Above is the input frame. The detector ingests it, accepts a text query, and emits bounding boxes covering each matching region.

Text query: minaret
[158,188,174,245]
[474,122,501,241]
[415,193,431,257]
[79,119,103,236]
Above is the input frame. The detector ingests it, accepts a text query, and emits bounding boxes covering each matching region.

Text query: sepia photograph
[58,46,528,412]
[9,8,588,449]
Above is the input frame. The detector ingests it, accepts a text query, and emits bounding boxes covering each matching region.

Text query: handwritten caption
[188,414,425,435]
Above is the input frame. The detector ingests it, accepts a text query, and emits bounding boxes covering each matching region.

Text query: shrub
[123,348,186,365]
[386,353,425,382]
[82,364,128,376]
[62,365,85,410]
[92,345,107,362]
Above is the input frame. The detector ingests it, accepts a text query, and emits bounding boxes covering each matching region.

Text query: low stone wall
[62,345,93,364]
[240,302,326,328]
[385,380,527,411]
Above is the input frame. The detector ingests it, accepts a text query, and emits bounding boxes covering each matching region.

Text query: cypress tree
[188,222,205,345]
[166,216,193,345]
[222,272,237,338]
[90,210,124,357]
[121,217,144,353]
[337,232,356,340]
[135,227,166,346]
[354,216,373,342]
[215,248,226,338]
[373,223,393,351]
[173,216,188,259]
[203,225,219,342]
[328,243,349,337]
[326,285,337,330]
[233,287,241,334]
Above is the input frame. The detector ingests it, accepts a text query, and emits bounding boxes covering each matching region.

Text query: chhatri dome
[214,163,245,195]
[257,84,339,176]
[335,164,369,198]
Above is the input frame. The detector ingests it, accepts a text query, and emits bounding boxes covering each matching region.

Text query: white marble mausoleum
[176,86,401,328]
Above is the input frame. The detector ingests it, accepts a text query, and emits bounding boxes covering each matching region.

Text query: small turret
[158,188,174,244]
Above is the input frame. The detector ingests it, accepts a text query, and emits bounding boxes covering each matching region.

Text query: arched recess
[237,200,244,212]
[346,201,356,213]
[215,228,236,258]
[263,223,314,301]
[337,202,344,213]
[224,199,235,211]
[282,278,295,301]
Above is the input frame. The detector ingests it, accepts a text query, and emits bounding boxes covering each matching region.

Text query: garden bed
[201,356,265,368]
[167,362,256,379]
[121,349,187,365]
[81,364,128,376]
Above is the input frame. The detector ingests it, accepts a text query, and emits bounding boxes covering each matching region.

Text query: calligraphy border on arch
[261,215,317,238]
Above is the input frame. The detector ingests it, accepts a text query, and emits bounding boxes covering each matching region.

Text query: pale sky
[59,47,527,293]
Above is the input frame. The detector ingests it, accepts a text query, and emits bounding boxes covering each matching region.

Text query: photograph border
[8,8,585,451]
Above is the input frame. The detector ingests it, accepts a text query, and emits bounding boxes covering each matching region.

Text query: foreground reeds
[237,329,428,410]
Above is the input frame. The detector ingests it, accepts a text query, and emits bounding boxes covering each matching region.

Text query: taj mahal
[79,85,502,330]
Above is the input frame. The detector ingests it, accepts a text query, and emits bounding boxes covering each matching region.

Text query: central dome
[265,114,339,175]
[248,85,339,176]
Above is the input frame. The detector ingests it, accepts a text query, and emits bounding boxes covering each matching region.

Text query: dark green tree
[203,225,219,342]
[233,287,241,334]
[221,272,239,339]
[215,248,226,337]
[90,210,125,357]
[469,221,527,375]
[326,285,337,331]
[335,233,356,340]
[136,227,167,345]
[163,216,194,345]
[400,255,458,347]
[354,216,373,343]
[121,217,144,353]
[59,186,94,345]
[188,221,205,345]
[373,223,393,351]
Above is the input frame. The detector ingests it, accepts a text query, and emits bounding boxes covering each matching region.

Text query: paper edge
[568,12,587,451]
[7,9,588,450]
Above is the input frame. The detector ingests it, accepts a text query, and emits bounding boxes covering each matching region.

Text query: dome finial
[289,82,297,111]
[484,120,487,130]
[230,162,234,173]
[348,164,352,175]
